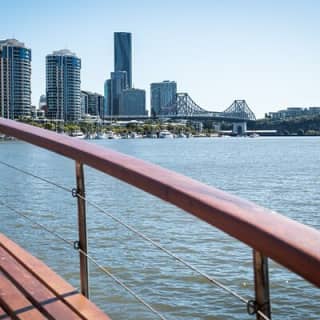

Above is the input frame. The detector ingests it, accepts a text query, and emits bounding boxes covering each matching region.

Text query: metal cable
[0,199,167,320]
[77,248,167,320]
[78,194,249,304]
[0,160,270,320]
[0,200,73,247]
[0,160,71,192]
[79,194,270,320]
[257,310,270,320]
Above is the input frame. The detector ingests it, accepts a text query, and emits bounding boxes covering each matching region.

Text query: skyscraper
[46,49,81,121]
[110,71,128,116]
[81,91,104,118]
[151,81,177,116]
[81,91,89,116]
[119,88,146,116]
[0,39,31,119]
[114,32,132,88]
[104,79,111,116]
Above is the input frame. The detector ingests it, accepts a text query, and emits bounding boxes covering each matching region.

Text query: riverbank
[248,115,320,135]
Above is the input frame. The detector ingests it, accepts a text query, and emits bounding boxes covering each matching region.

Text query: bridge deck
[0,233,111,320]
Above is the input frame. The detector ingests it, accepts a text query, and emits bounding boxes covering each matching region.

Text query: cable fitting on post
[73,240,80,250]
[247,299,258,315]
[72,188,78,198]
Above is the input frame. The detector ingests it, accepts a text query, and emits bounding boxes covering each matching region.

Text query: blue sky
[2,0,320,118]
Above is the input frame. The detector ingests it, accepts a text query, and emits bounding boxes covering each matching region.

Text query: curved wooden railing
[1,118,320,319]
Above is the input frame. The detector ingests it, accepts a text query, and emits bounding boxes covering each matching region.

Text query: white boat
[176,133,186,138]
[70,130,85,139]
[105,131,114,139]
[159,130,174,139]
[249,133,260,138]
[110,134,121,139]
[105,131,121,139]
[85,133,96,140]
[131,132,143,139]
[95,132,106,139]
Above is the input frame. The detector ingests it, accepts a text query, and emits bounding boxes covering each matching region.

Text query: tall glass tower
[151,81,177,116]
[110,71,128,116]
[46,49,81,121]
[0,39,31,119]
[114,32,132,88]
[104,79,111,116]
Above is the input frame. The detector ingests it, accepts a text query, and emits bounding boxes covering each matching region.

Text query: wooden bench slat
[0,247,83,320]
[0,306,11,319]
[0,234,111,320]
[0,272,46,320]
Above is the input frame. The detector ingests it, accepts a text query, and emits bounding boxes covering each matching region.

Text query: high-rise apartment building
[104,79,111,116]
[46,49,81,121]
[81,91,104,118]
[119,88,146,115]
[81,91,88,116]
[150,81,177,116]
[0,39,31,119]
[39,94,47,109]
[114,32,132,88]
[96,93,105,119]
[110,71,128,116]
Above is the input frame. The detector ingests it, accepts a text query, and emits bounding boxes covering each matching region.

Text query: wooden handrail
[0,118,319,288]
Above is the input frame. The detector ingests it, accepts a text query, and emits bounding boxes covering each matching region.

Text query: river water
[0,137,319,319]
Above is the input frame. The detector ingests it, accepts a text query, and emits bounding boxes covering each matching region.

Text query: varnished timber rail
[1,118,320,318]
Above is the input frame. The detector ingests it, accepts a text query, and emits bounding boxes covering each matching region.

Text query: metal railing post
[253,250,271,319]
[75,161,89,298]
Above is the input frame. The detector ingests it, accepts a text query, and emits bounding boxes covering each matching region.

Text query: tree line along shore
[2,115,320,137]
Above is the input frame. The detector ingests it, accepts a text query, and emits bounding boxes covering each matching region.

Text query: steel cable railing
[79,193,271,320]
[0,159,271,320]
[0,199,167,320]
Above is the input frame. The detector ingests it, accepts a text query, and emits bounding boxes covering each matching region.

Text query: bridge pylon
[232,122,247,135]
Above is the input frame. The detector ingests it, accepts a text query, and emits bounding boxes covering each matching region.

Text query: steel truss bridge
[159,93,256,122]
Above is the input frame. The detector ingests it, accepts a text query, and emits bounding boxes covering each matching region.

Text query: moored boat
[159,130,174,139]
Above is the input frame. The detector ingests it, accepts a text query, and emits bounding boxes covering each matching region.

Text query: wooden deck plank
[0,247,83,320]
[0,234,111,320]
[0,306,11,319]
[0,272,46,320]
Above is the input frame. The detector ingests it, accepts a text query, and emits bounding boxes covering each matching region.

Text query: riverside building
[110,71,128,116]
[119,88,146,115]
[46,49,81,121]
[268,107,320,120]
[114,32,132,88]
[0,39,31,119]
[104,79,111,116]
[81,91,104,118]
[150,80,177,116]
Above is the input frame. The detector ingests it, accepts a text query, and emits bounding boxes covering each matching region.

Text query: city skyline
[2,0,320,118]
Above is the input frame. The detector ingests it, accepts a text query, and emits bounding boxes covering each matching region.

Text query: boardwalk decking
[0,233,111,320]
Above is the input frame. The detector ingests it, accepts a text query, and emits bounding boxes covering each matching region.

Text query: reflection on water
[0,137,319,319]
